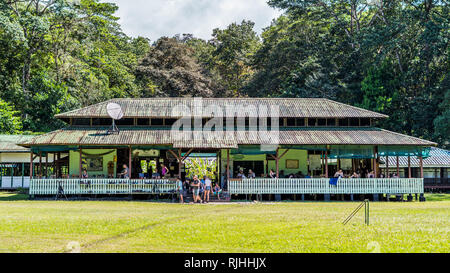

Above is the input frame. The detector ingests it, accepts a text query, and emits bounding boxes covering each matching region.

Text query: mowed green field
[0,193,449,253]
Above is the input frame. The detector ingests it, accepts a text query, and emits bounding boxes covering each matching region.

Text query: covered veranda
[25,143,430,201]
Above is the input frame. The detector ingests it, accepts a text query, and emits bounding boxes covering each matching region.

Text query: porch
[29,177,424,197]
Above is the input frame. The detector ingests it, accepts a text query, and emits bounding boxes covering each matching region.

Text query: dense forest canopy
[0,0,448,147]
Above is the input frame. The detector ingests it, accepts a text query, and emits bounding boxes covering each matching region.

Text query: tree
[210,20,260,96]
[250,0,449,144]
[0,98,22,134]
[433,74,450,148]
[23,72,78,132]
[135,37,217,97]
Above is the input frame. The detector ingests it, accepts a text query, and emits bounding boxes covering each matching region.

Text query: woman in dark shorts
[191,175,202,203]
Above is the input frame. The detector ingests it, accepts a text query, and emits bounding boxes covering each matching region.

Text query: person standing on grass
[191,175,202,203]
[203,176,212,203]
[176,177,184,203]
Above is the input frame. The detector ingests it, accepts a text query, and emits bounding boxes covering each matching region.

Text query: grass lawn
[0,192,449,253]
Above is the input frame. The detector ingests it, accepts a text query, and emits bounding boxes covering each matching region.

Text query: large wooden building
[20,98,436,200]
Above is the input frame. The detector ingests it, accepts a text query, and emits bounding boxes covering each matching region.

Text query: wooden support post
[29,152,33,179]
[386,155,389,177]
[79,147,83,178]
[128,145,132,179]
[408,156,411,178]
[321,151,324,176]
[39,152,42,177]
[325,150,328,178]
[178,149,182,178]
[53,153,56,177]
[419,156,423,178]
[275,148,279,178]
[226,149,230,181]
[373,146,377,178]
[45,153,48,178]
[396,155,400,177]
[57,152,60,178]
[21,162,24,187]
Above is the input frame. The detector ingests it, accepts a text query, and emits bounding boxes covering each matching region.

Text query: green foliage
[433,81,450,148]
[0,0,447,147]
[135,37,216,97]
[210,20,260,96]
[0,98,22,134]
[248,0,449,146]
[184,158,217,180]
[23,72,78,132]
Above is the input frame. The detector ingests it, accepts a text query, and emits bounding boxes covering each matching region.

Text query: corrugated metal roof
[20,127,435,148]
[55,98,388,119]
[0,135,35,152]
[380,147,450,167]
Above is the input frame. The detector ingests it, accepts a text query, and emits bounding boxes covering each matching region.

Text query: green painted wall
[220,148,308,178]
[267,149,308,176]
[69,149,117,177]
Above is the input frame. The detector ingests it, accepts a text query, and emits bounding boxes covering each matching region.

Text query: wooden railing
[29,179,177,195]
[229,178,424,194]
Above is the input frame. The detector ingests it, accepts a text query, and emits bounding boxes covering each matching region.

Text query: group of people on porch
[232,168,400,179]
[175,175,222,204]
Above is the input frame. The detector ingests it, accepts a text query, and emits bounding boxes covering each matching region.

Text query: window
[151,118,164,126]
[350,118,359,126]
[165,118,178,126]
[286,118,296,126]
[72,118,90,126]
[360,118,370,126]
[317,118,327,126]
[137,118,150,126]
[327,118,336,126]
[338,118,349,126]
[296,118,305,126]
[92,118,111,126]
[115,118,134,126]
[279,118,285,127]
[308,118,316,126]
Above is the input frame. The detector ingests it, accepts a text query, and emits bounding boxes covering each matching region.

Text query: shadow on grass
[424,193,450,202]
[0,192,29,201]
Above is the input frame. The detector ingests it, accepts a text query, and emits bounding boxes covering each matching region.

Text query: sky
[103,0,283,41]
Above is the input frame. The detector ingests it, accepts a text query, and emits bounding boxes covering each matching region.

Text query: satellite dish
[107,102,124,120]
[106,102,123,134]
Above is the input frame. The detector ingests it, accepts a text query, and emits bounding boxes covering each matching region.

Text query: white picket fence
[229,178,424,194]
[0,176,30,189]
[29,179,177,195]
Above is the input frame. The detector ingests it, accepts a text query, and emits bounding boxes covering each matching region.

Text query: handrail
[343,199,369,225]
